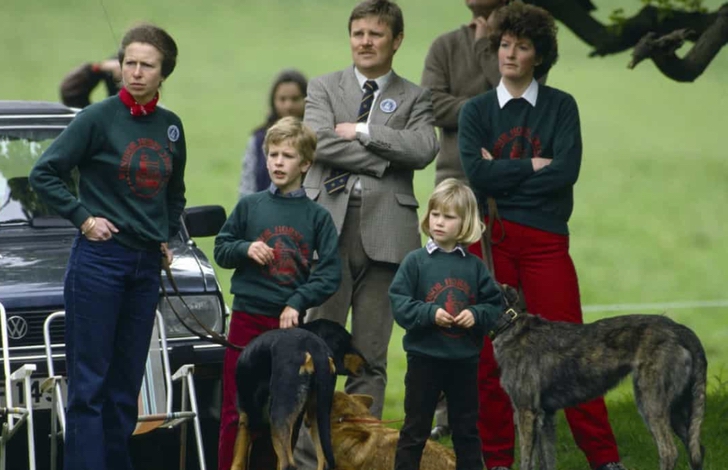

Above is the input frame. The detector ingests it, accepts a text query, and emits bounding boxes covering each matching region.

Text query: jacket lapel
[339,67,362,123]
[371,72,404,127]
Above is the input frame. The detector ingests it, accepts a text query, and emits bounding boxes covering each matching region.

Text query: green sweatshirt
[458,84,582,235]
[29,96,186,250]
[214,190,341,317]
[389,247,504,362]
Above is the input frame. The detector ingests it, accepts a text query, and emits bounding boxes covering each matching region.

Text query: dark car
[0,100,227,470]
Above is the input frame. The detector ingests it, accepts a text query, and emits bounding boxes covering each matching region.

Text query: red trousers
[470,219,620,469]
[217,311,279,470]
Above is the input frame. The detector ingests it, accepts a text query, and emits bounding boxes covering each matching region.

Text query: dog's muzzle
[488,308,518,340]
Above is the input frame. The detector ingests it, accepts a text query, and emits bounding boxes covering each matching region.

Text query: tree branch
[640,5,728,82]
[529,0,723,56]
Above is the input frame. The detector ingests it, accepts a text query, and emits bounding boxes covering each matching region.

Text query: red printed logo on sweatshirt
[119,138,173,198]
[258,226,310,285]
[426,278,475,338]
[493,127,542,160]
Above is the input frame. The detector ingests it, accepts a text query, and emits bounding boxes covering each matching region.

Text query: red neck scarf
[119,87,159,116]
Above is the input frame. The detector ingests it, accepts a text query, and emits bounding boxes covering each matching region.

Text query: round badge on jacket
[167,125,180,142]
[379,98,397,113]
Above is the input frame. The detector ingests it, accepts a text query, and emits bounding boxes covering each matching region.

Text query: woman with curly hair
[458,3,625,470]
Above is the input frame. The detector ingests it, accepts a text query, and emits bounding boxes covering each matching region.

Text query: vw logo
[6,316,29,340]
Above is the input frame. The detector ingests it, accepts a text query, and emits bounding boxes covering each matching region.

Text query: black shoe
[489,467,511,470]
[429,425,451,441]
[597,463,627,470]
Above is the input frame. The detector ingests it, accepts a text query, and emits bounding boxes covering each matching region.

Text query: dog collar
[488,308,519,340]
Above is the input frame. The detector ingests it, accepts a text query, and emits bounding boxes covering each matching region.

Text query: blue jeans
[63,235,161,470]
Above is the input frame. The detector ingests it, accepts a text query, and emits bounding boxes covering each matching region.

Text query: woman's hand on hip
[83,216,118,241]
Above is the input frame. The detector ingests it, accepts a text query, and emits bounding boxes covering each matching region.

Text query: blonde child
[389,178,503,470]
[214,116,341,470]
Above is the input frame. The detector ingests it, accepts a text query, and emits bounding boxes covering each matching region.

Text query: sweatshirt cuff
[240,241,252,257]
[286,293,306,315]
[520,158,536,176]
[428,304,438,326]
[70,206,93,229]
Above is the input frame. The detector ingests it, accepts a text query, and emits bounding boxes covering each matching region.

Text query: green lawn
[2,0,727,468]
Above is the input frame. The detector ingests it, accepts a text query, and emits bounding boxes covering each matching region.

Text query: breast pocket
[395,193,419,209]
[386,114,408,129]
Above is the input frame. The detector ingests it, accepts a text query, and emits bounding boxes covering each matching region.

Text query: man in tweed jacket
[303,0,438,419]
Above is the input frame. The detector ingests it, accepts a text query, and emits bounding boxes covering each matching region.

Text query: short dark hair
[118,23,178,78]
[488,1,558,79]
[348,0,404,38]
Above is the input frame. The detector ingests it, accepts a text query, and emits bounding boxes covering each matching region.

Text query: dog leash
[160,262,245,351]
[477,197,520,338]
[478,196,505,277]
[336,417,404,425]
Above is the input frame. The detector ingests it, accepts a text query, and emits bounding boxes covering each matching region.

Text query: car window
[0,129,78,224]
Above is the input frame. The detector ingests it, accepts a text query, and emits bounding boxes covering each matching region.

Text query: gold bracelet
[81,217,97,235]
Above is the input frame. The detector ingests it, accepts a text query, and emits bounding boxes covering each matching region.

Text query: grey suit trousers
[295,200,397,470]
[308,199,395,417]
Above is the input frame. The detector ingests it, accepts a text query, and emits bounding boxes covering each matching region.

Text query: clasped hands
[435,308,475,329]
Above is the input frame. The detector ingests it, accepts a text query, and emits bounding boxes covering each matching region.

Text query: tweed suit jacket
[303,66,439,265]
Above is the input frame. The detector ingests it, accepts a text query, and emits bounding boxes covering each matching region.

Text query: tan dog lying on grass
[329,391,455,470]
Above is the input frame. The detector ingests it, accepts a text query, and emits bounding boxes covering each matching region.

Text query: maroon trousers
[469,219,620,469]
[217,311,279,470]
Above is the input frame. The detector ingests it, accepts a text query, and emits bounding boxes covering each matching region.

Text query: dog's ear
[350,394,374,409]
[343,352,367,376]
[500,283,520,308]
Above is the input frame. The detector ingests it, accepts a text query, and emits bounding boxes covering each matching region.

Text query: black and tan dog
[491,286,707,470]
[231,319,366,470]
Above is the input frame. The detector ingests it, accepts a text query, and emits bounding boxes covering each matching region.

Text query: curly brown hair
[118,23,178,78]
[488,1,558,79]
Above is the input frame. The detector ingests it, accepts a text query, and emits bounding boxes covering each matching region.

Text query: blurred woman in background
[238,69,307,197]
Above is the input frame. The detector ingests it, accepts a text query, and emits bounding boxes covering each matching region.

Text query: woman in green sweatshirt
[29,23,185,470]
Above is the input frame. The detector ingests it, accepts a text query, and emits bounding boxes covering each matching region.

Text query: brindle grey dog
[491,286,706,470]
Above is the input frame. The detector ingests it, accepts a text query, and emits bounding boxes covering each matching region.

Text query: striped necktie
[324,80,379,195]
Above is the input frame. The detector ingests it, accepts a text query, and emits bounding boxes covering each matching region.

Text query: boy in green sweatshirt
[214,117,341,470]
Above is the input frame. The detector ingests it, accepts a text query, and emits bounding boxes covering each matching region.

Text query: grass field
[2,0,727,468]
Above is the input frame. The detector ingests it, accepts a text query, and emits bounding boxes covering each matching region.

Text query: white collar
[496,79,539,108]
[353,67,392,92]
[425,238,467,257]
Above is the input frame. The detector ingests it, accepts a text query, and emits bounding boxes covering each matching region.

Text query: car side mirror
[183,205,227,238]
